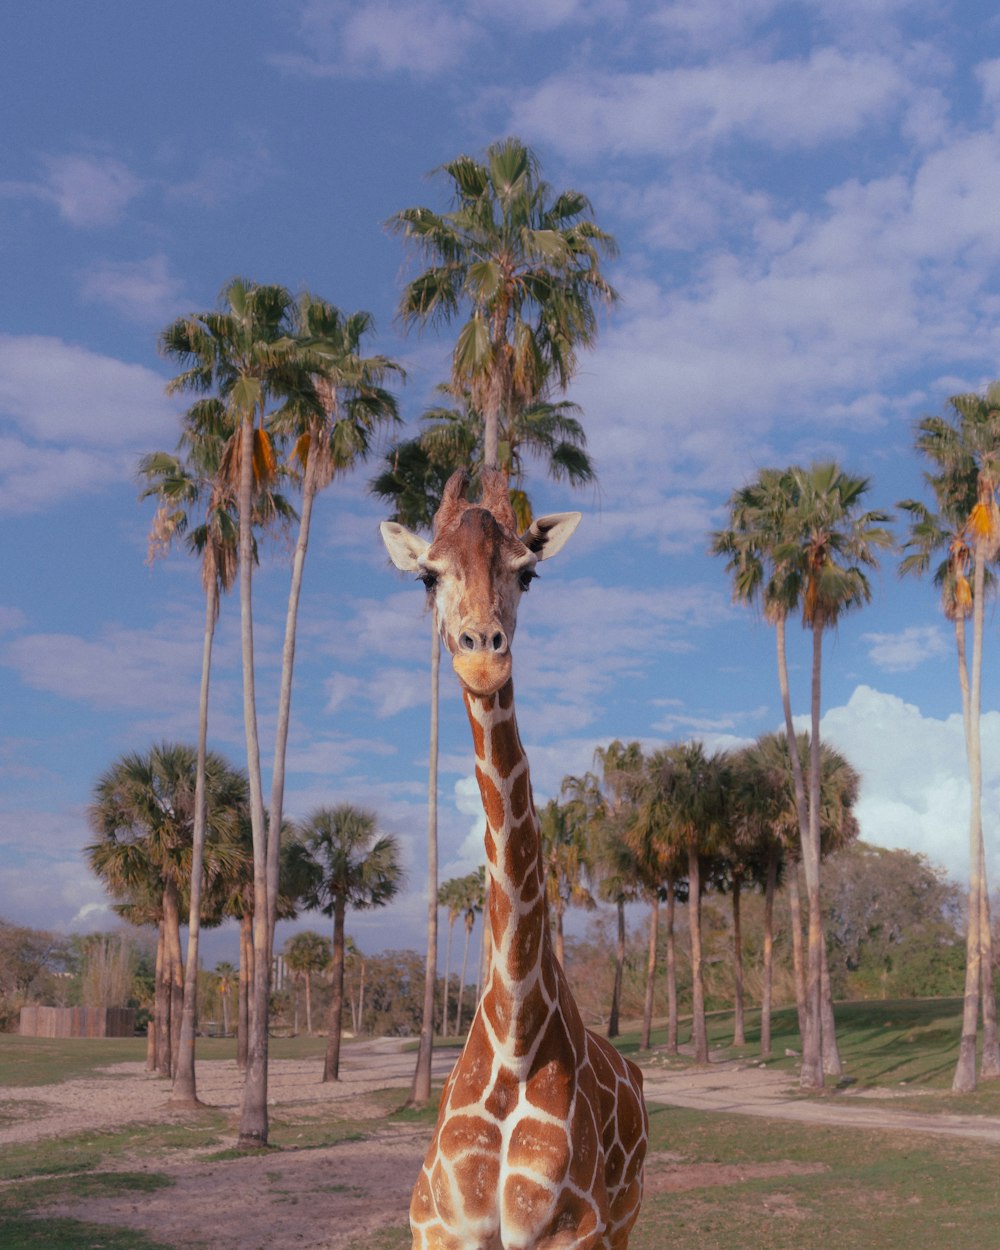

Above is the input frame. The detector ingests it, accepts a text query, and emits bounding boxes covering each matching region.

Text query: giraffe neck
[464,678,557,1062]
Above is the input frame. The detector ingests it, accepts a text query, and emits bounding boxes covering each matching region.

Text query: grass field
[2,998,999,1249]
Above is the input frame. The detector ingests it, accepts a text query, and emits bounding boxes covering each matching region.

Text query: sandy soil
[4,1039,1000,1249]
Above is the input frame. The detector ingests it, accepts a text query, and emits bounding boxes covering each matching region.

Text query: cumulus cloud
[820,684,998,884]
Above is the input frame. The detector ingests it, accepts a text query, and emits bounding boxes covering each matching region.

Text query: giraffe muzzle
[453,625,512,694]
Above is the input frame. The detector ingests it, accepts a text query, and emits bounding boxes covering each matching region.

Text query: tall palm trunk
[608,897,625,1039]
[238,912,252,1069]
[163,882,185,1078]
[955,550,987,1092]
[641,892,660,1050]
[238,414,271,1147]
[688,847,708,1063]
[441,917,455,1038]
[775,615,810,1041]
[761,846,777,1057]
[152,919,166,1073]
[268,456,319,950]
[800,624,827,1089]
[455,919,473,1035]
[410,617,440,1106]
[788,862,807,1039]
[665,877,678,1055]
[172,581,218,1106]
[304,971,313,1036]
[324,899,348,1081]
[731,872,745,1048]
[954,609,1000,1080]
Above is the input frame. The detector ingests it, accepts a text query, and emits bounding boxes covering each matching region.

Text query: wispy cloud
[78,254,185,325]
[863,624,949,672]
[0,153,144,228]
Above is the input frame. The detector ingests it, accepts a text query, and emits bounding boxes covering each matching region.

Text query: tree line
[72,129,1000,1133]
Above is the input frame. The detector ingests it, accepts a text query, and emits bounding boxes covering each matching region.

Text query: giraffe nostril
[491,632,506,652]
[459,632,476,652]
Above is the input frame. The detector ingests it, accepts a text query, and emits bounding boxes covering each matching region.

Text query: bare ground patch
[643,1150,829,1194]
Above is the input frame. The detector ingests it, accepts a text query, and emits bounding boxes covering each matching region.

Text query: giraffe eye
[418,570,438,592]
[518,568,537,592]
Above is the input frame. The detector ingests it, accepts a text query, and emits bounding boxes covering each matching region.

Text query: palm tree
[213,961,236,1037]
[582,741,645,1039]
[627,766,688,1052]
[86,744,245,1078]
[539,798,594,968]
[437,878,464,1038]
[714,462,890,1087]
[284,930,331,1036]
[645,742,729,1064]
[160,277,319,1145]
[785,463,891,1086]
[267,296,402,952]
[912,387,1000,1090]
[290,805,402,1081]
[453,870,483,1036]
[389,135,617,469]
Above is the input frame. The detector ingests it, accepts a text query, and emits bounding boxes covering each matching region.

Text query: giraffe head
[381,469,581,696]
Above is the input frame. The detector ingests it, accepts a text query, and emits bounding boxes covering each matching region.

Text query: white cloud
[508,49,906,158]
[79,254,185,324]
[0,153,143,228]
[820,684,998,885]
[863,624,949,671]
[273,0,477,77]
[0,335,175,447]
[0,335,177,510]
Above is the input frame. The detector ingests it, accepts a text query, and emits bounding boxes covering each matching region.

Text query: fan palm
[86,744,246,1078]
[453,869,484,1036]
[290,805,402,1081]
[284,930,331,1036]
[645,742,729,1064]
[160,277,320,1145]
[139,404,294,1107]
[267,296,402,953]
[389,135,617,469]
[912,386,1000,1090]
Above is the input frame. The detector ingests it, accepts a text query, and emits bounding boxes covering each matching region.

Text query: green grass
[631,1103,1000,1250]
[0,1172,176,1250]
[624,996,1000,1113]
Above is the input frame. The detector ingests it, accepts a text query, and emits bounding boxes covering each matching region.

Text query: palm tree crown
[389,136,617,468]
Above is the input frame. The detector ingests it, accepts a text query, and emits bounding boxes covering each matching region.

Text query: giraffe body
[381,471,647,1250]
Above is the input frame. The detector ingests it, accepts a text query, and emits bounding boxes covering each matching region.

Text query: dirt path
[5,1039,1000,1249]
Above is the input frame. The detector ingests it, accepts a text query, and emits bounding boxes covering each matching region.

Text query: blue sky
[3,0,1000,966]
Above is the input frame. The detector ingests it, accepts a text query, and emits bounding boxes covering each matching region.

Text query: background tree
[453,870,484,1036]
[284,930,332,1036]
[646,742,729,1064]
[390,135,617,470]
[437,877,464,1038]
[86,744,245,1079]
[213,961,236,1036]
[912,389,1000,1089]
[539,797,594,967]
[291,805,402,1081]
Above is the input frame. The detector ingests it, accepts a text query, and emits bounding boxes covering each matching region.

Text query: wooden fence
[19,1006,136,1038]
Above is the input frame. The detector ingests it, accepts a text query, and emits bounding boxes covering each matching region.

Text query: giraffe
[381,469,647,1250]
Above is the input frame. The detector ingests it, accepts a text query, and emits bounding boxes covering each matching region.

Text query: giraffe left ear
[380,521,430,572]
[522,512,581,561]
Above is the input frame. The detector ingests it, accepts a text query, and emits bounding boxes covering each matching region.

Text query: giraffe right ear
[380,521,430,572]
[522,512,582,561]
